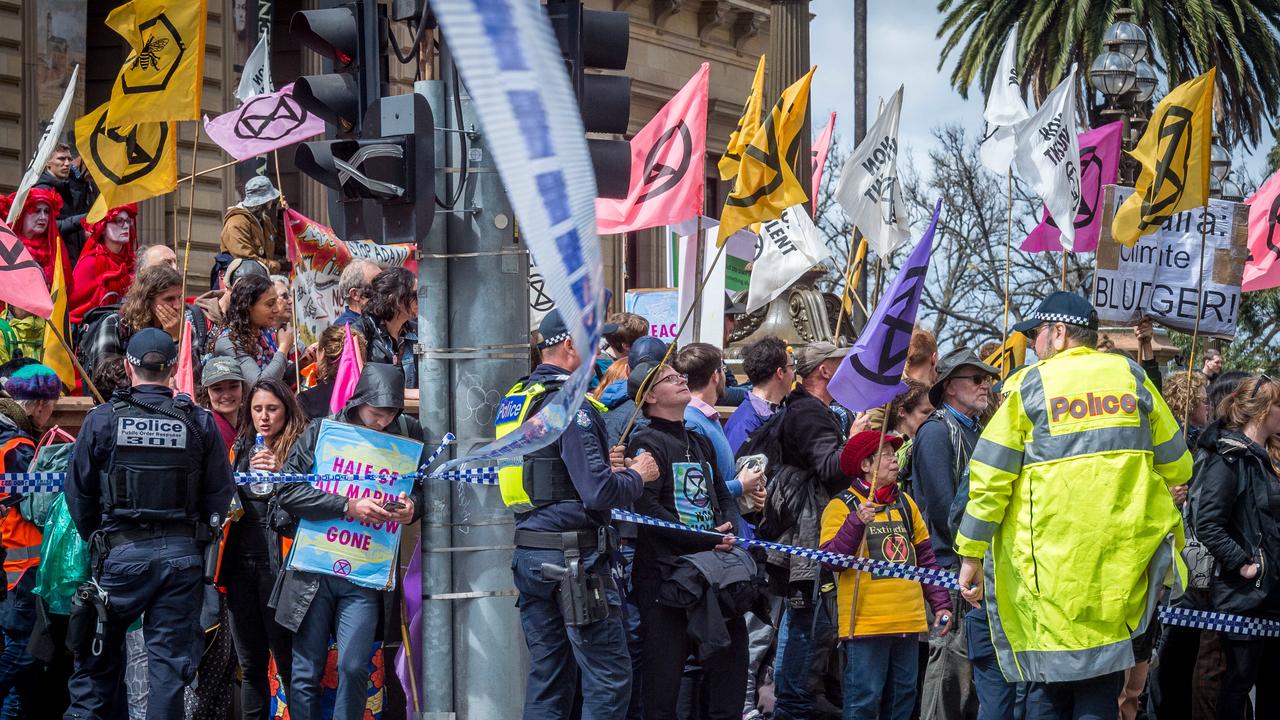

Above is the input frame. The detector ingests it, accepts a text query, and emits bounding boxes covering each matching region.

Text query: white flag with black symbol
[747,204,831,313]
[235,32,273,105]
[834,85,910,257]
[1012,65,1082,251]
[979,31,1030,173]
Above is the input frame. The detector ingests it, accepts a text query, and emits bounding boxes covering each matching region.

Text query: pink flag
[175,318,195,397]
[596,64,709,234]
[203,83,326,162]
[1244,169,1280,292]
[811,111,836,215]
[329,323,364,414]
[1021,121,1123,253]
[0,217,53,318]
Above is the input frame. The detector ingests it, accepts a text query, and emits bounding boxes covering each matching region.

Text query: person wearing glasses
[1190,373,1280,720]
[954,291,1192,719]
[625,360,743,720]
[910,347,1001,720]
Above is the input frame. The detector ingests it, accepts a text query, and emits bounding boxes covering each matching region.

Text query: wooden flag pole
[180,128,202,303]
[47,321,103,404]
[833,230,869,339]
[1003,171,1013,347]
[848,400,895,639]
[1182,204,1211,431]
[400,583,421,713]
[617,226,729,445]
[1060,251,1068,290]
[177,158,239,185]
[273,150,303,391]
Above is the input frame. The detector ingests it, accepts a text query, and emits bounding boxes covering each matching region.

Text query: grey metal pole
[416,76,455,720]
[444,84,529,720]
[853,0,869,327]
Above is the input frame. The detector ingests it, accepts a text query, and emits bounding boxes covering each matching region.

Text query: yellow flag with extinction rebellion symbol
[1110,68,1216,247]
[718,66,816,246]
[983,332,1027,380]
[75,103,177,223]
[103,0,207,127]
[717,55,766,182]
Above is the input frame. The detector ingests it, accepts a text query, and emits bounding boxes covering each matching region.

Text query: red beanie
[840,431,903,479]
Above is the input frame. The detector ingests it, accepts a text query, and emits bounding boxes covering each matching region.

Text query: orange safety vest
[0,436,40,590]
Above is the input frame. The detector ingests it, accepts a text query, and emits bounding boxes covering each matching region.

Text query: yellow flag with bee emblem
[102,0,207,126]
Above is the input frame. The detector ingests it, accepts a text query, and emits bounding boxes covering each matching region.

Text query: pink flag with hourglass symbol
[329,324,365,415]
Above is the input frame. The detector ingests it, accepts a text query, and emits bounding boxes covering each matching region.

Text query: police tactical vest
[495,377,606,513]
[103,392,205,523]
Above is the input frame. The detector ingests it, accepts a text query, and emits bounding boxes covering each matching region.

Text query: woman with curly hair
[298,324,367,419]
[211,274,295,384]
[354,267,418,390]
[77,264,188,379]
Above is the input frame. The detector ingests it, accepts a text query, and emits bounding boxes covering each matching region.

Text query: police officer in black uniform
[64,328,235,719]
[504,310,659,720]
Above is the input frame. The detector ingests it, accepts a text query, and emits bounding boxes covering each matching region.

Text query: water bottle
[249,433,273,496]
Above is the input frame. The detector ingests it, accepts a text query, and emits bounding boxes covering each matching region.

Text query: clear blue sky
[807,1,1272,190]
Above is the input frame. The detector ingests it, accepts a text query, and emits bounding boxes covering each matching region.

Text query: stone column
[767,0,811,202]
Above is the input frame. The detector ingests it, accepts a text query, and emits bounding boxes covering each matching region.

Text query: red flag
[811,111,835,216]
[1245,169,1280,292]
[175,318,195,397]
[596,64,709,234]
[0,217,53,318]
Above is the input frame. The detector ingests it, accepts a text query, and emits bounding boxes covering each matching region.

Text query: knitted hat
[4,364,62,401]
[839,431,902,479]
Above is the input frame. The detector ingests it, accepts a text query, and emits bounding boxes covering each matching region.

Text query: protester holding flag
[0,188,72,289]
[211,274,294,385]
[225,377,306,720]
[220,177,285,274]
[274,364,427,720]
[354,267,419,391]
[69,203,138,324]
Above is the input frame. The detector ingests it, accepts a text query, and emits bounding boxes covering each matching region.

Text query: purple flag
[829,200,940,414]
[203,82,325,161]
[396,538,423,711]
[1020,122,1122,253]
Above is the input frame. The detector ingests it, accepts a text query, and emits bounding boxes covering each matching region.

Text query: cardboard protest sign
[626,289,679,341]
[1094,185,1249,339]
[287,420,423,591]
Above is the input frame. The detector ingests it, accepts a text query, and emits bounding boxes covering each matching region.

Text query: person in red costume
[0,188,72,288]
[69,203,138,324]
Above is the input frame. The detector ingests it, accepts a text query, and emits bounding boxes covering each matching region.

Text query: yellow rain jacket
[955,345,1191,683]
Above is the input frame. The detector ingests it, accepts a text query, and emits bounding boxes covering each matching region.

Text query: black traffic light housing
[546,0,632,199]
[291,3,382,135]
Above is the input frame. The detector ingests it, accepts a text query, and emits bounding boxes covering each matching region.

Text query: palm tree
[936,0,1280,147]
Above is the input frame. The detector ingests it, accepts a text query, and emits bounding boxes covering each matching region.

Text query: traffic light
[546,0,632,199]
[291,2,382,135]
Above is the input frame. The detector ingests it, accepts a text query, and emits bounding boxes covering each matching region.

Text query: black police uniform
[64,384,235,719]
[511,362,646,719]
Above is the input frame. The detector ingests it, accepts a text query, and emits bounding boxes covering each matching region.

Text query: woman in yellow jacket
[821,431,952,720]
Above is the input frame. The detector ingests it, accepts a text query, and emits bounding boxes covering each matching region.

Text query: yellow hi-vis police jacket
[955,345,1192,684]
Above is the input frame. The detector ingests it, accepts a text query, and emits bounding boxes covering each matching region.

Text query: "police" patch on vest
[495,396,526,426]
[115,417,188,449]
[1048,392,1138,423]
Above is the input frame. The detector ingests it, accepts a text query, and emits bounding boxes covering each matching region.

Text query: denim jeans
[288,574,381,720]
[64,536,204,720]
[224,555,293,720]
[842,636,918,720]
[512,546,631,720]
[1024,671,1124,720]
[0,573,36,717]
[772,597,833,720]
[967,605,1020,720]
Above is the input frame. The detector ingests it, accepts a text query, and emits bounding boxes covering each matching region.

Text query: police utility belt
[515,526,618,627]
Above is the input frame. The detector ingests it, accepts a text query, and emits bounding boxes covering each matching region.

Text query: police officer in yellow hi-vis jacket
[498,310,659,720]
[954,292,1192,720]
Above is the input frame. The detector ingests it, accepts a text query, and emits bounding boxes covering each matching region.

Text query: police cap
[1012,291,1099,334]
[126,328,178,370]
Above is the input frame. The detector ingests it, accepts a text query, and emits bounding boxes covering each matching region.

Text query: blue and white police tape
[611,509,1280,639]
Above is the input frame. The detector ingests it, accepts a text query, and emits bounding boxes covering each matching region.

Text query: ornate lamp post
[1089,8,1151,184]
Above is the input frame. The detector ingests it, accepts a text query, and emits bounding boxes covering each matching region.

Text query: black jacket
[778,386,846,494]
[627,416,740,579]
[1193,421,1280,616]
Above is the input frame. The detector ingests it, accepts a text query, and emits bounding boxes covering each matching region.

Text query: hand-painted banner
[204,83,325,161]
[9,66,79,227]
[1021,121,1122,253]
[432,0,605,471]
[829,200,940,414]
[596,63,708,234]
[1095,185,1249,339]
[1244,169,1280,292]
[284,208,415,346]
[288,420,422,591]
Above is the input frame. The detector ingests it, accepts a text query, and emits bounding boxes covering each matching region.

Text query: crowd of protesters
[0,145,1276,720]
